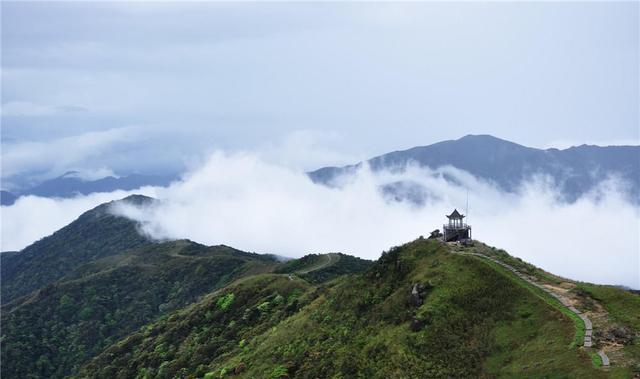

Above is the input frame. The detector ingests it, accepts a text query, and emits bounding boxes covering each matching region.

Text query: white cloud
[108,152,639,289]
[63,168,119,181]
[1,127,139,178]
[2,151,637,288]
[2,101,57,117]
[1,101,87,117]
[0,187,159,252]
[256,129,363,171]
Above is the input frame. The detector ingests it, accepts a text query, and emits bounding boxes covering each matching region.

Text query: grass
[576,283,640,330]
[471,256,586,349]
[589,350,603,367]
[76,239,611,378]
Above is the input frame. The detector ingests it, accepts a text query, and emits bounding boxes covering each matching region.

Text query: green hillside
[1,236,278,378]
[78,238,636,378]
[2,194,637,378]
[274,253,373,283]
[1,195,154,304]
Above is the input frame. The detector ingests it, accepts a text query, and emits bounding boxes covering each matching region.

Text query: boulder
[410,283,426,306]
[603,325,635,345]
[410,317,424,332]
[428,229,442,239]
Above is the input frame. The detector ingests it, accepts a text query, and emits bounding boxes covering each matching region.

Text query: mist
[111,152,638,289]
[2,151,638,288]
[0,188,159,252]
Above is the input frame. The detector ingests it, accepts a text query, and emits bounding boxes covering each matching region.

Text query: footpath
[454,251,610,368]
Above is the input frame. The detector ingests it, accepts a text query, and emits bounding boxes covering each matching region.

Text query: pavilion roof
[447,209,464,219]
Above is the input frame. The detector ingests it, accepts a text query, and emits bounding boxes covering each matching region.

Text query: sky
[1,2,639,288]
[2,1,639,182]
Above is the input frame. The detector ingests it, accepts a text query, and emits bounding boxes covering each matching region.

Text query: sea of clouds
[2,151,638,289]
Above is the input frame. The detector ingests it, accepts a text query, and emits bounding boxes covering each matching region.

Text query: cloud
[2,151,637,288]
[255,129,363,171]
[0,187,159,252]
[1,2,637,168]
[106,152,638,289]
[1,101,88,117]
[62,167,119,181]
[1,127,139,179]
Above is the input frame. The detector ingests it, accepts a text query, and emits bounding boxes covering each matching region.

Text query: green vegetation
[575,283,640,330]
[576,282,640,371]
[79,275,311,378]
[3,198,636,378]
[472,256,586,348]
[78,239,609,378]
[1,239,277,379]
[1,195,154,304]
[275,253,372,283]
[217,293,235,311]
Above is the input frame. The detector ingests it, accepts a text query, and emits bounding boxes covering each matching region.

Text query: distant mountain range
[309,135,640,204]
[3,135,637,207]
[1,172,177,205]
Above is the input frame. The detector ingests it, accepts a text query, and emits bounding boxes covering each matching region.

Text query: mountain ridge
[308,135,640,203]
[1,195,155,304]
[1,173,177,205]
[2,195,638,378]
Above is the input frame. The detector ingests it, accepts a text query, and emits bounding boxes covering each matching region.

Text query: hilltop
[80,239,639,378]
[0,197,372,378]
[1,196,638,378]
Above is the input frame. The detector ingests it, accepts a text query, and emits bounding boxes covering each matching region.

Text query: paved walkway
[455,251,610,367]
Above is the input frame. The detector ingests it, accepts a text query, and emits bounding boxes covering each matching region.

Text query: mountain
[4,172,177,202]
[79,239,640,378]
[0,195,373,378]
[1,195,155,304]
[274,252,373,283]
[1,238,281,379]
[2,196,638,378]
[0,190,18,206]
[0,195,283,378]
[308,135,640,203]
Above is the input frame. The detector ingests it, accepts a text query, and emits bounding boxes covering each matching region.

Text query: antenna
[466,188,469,224]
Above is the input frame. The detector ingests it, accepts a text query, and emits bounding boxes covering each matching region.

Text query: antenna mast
[466,188,469,224]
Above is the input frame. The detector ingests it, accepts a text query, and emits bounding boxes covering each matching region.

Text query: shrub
[257,301,271,312]
[269,365,289,379]
[79,306,94,320]
[217,293,235,311]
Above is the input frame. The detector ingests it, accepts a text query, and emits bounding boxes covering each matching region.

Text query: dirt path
[296,253,339,274]
[454,251,610,367]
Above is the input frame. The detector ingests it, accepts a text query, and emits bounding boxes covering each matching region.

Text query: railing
[443,224,471,230]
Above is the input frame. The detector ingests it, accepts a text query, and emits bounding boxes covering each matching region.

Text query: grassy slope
[576,284,640,331]
[79,274,312,379]
[274,253,373,283]
[470,242,640,377]
[1,240,277,379]
[80,239,606,378]
[1,195,153,304]
[577,283,640,373]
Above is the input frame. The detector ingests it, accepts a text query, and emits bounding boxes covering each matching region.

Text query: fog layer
[2,152,638,288]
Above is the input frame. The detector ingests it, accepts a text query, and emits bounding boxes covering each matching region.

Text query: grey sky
[2,1,638,180]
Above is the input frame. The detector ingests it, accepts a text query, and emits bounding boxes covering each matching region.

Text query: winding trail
[296,253,339,275]
[454,251,610,368]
